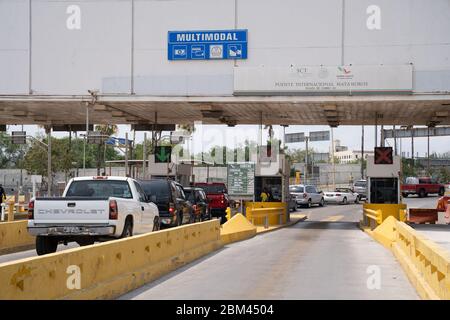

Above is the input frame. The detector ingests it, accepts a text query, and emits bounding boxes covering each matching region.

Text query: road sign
[227,162,255,197]
[52,124,93,132]
[131,124,176,132]
[309,130,330,142]
[374,147,393,165]
[87,131,109,144]
[285,132,305,143]
[383,126,450,139]
[11,131,26,144]
[106,137,132,146]
[155,146,172,163]
[168,30,248,60]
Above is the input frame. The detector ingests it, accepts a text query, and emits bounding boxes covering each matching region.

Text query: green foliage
[0,132,25,169]
[23,136,123,176]
[285,147,316,163]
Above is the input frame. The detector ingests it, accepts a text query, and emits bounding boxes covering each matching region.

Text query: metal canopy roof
[0,94,449,127]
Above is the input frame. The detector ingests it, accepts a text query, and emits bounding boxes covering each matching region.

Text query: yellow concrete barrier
[363,203,407,225]
[245,202,287,226]
[363,217,450,300]
[220,213,257,245]
[0,220,222,299]
[392,222,450,300]
[0,221,35,255]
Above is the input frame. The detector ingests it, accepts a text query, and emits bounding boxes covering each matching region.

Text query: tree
[94,125,118,175]
[23,136,123,178]
[285,147,315,163]
[0,132,25,169]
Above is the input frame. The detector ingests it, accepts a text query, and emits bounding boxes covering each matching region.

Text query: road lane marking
[321,215,344,222]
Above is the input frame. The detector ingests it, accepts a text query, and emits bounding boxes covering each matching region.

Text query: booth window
[370,178,398,204]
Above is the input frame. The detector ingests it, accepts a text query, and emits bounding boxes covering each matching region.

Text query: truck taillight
[109,200,118,220]
[169,203,175,215]
[28,200,35,219]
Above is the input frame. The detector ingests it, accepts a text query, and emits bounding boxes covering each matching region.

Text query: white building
[335,150,374,164]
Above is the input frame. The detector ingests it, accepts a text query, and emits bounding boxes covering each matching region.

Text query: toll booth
[147,155,193,186]
[366,154,401,204]
[363,152,406,225]
[244,153,291,225]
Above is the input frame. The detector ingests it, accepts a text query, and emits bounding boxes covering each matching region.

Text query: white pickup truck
[28,176,160,255]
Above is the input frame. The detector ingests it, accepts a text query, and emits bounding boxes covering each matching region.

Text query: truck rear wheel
[152,216,160,232]
[36,236,58,256]
[419,189,426,198]
[120,217,133,238]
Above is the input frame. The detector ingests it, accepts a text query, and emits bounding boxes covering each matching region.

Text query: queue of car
[27,176,229,255]
[289,180,367,208]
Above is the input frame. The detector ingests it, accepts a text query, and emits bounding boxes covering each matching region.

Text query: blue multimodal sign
[168,29,248,60]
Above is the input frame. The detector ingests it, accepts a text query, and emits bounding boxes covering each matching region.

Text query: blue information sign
[168,29,248,60]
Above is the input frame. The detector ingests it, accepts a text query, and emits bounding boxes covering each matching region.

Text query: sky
[6,124,450,158]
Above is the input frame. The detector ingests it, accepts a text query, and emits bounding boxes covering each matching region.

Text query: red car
[401,177,445,198]
[194,182,229,223]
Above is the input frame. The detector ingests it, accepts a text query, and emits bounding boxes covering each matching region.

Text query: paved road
[403,195,450,253]
[1,198,441,299]
[120,201,421,300]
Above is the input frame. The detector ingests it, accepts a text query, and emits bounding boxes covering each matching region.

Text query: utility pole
[427,126,430,174]
[46,126,52,196]
[411,126,414,168]
[393,125,397,156]
[83,104,89,176]
[143,132,147,179]
[331,128,336,190]
[361,125,364,179]
[374,113,378,148]
[380,125,385,147]
[305,136,309,184]
[125,132,129,177]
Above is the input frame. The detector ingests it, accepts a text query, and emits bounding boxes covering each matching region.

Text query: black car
[184,187,211,222]
[138,179,194,228]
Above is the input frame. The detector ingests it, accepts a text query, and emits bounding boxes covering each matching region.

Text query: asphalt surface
[403,195,450,253]
[1,197,443,299]
[120,201,421,300]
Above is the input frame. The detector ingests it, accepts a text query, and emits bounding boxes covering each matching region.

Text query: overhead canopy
[0,94,449,127]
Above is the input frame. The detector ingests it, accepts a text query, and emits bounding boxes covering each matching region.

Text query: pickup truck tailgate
[34,198,110,224]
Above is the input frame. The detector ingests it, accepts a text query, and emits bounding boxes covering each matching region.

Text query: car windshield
[139,180,170,202]
[66,180,132,199]
[197,185,227,194]
[336,188,350,193]
[184,189,196,202]
[289,186,304,193]
[354,181,366,187]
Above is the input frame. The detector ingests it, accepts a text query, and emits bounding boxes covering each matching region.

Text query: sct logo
[172,45,187,59]
[338,66,351,74]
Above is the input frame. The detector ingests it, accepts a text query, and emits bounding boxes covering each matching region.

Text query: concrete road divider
[363,216,450,300]
[220,213,257,245]
[0,220,222,299]
[0,221,35,255]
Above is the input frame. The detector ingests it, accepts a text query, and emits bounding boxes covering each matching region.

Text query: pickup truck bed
[28,176,159,255]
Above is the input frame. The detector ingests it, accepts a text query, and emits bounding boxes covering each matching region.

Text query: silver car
[289,184,325,208]
[353,180,367,199]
